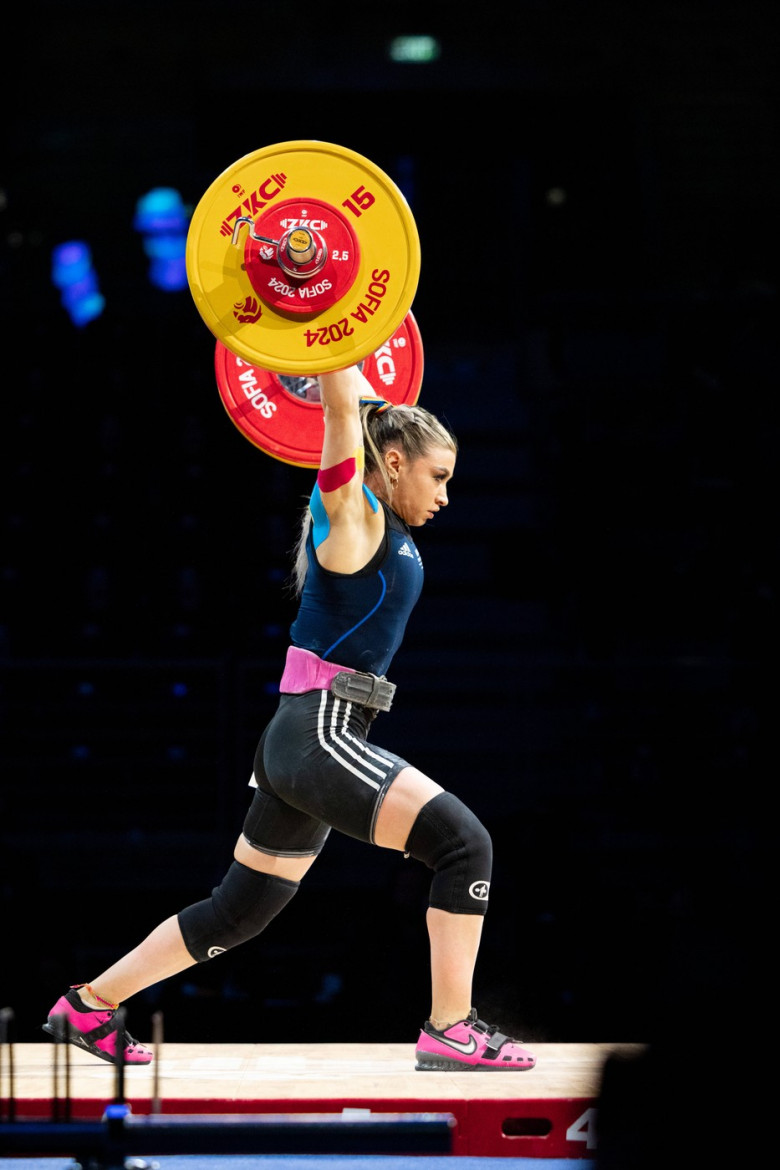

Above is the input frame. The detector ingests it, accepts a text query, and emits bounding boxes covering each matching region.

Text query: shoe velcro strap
[330,670,396,711]
[82,1018,120,1043]
[484,1030,512,1057]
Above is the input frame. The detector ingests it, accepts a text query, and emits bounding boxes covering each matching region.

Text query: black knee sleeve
[178,861,299,962]
[404,791,493,915]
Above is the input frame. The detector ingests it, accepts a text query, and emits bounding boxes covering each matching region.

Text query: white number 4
[566,1107,598,1151]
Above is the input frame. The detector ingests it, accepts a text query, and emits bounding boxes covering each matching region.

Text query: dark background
[1,0,776,1058]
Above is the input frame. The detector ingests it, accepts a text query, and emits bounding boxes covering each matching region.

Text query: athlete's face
[392,444,455,527]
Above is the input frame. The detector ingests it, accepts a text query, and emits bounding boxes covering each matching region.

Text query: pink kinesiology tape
[318,457,357,492]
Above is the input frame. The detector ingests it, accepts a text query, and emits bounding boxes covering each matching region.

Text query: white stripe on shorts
[316,690,394,791]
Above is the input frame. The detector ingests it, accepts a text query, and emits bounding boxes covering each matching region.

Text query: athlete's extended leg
[66,800,323,1005]
[44,774,328,1062]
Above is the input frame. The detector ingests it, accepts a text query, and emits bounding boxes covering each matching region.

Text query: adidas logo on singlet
[398,541,414,558]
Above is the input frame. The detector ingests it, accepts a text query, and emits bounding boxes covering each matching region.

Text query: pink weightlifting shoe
[42,986,153,1065]
[415,1008,536,1071]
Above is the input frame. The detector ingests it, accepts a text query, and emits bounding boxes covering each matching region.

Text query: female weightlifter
[44,363,536,1072]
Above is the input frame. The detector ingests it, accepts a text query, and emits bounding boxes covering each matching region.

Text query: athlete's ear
[384,447,403,477]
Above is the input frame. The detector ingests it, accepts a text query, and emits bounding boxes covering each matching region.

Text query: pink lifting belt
[279,646,396,711]
[280,646,351,692]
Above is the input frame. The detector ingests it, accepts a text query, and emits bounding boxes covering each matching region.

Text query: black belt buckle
[331,670,396,711]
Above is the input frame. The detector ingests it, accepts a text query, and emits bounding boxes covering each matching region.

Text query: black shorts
[242,690,411,857]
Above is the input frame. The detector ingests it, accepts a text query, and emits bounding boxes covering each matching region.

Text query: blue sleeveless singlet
[289,491,424,677]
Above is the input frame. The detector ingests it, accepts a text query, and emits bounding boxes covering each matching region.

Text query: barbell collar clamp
[231,216,279,248]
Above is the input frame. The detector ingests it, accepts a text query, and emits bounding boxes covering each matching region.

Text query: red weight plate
[243,197,361,316]
[214,312,424,467]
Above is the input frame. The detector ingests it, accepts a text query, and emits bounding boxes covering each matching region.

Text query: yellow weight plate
[186,140,420,375]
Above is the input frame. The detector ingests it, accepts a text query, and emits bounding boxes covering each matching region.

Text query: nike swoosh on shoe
[440,1035,478,1055]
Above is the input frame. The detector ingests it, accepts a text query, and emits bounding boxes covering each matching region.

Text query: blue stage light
[51,240,105,327]
[134,187,189,291]
[51,240,91,285]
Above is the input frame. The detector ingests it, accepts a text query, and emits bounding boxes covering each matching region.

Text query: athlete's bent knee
[178,860,299,962]
[403,791,492,915]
